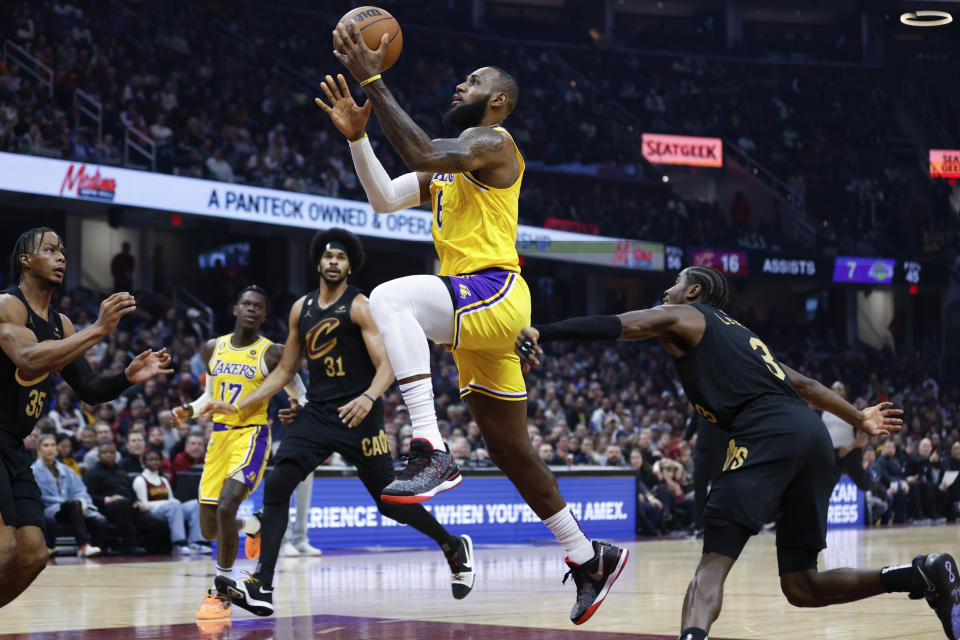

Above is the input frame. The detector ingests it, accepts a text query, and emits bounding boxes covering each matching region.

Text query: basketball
[337,6,403,72]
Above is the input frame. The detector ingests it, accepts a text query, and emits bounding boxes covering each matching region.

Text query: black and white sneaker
[915,553,960,639]
[444,534,475,599]
[215,573,274,617]
[381,439,462,504]
[563,540,629,625]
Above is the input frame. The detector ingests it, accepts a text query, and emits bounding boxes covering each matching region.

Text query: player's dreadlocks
[309,227,365,273]
[685,266,729,309]
[9,227,59,284]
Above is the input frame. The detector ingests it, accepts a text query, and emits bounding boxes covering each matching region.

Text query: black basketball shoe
[443,534,476,599]
[215,573,274,617]
[563,540,629,625]
[380,438,462,504]
[913,554,960,639]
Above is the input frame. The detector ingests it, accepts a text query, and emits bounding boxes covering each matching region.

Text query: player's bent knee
[780,571,821,608]
[375,501,410,525]
[368,284,399,317]
[0,539,18,567]
[17,545,49,573]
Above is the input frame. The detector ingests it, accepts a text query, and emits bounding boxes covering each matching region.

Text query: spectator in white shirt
[821,381,872,492]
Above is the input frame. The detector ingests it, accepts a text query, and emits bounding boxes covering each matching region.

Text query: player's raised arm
[333,23,515,174]
[337,294,394,427]
[781,364,903,437]
[315,73,429,213]
[205,298,307,416]
[0,291,136,379]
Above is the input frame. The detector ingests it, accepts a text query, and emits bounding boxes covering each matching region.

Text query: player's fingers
[337,73,351,99]
[378,33,389,51]
[324,74,341,101]
[332,29,348,55]
[118,305,137,317]
[348,21,364,48]
[361,99,371,117]
[320,78,337,102]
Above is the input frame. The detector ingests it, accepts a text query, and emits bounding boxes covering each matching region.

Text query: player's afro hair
[685,266,729,309]
[309,227,365,273]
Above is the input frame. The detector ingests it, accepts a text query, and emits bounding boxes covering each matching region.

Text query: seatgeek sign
[0,152,663,270]
[237,475,636,548]
[641,133,723,168]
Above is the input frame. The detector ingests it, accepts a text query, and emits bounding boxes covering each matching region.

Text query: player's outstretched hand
[279,398,301,427]
[315,73,371,141]
[171,404,191,427]
[94,292,137,335]
[332,21,387,84]
[856,401,904,437]
[338,393,374,428]
[514,327,543,370]
[125,348,173,384]
[202,401,238,418]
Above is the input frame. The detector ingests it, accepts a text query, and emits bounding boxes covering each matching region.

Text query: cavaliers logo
[305,318,339,360]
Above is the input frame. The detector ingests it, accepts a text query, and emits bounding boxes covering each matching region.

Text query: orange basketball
[337,6,403,72]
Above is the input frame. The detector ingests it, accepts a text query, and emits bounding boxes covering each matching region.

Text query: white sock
[240,516,261,536]
[399,379,444,450]
[543,506,594,565]
[216,565,232,579]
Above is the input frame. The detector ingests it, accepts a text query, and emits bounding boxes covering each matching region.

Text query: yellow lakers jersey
[208,334,272,427]
[429,126,524,276]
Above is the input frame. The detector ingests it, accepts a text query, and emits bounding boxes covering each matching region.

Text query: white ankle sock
[240,516,261,536]
[543,506,594,564]
[399,379,444,450]
[216,565,232,578]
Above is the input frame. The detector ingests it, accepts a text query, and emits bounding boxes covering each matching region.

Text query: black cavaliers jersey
[0,286,64,439]
[672,303,805,434]
[298,285,376,405]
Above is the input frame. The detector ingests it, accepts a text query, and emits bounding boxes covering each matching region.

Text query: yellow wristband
[359,74,382,87]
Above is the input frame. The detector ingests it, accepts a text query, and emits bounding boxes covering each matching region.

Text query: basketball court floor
[1,525,953,639]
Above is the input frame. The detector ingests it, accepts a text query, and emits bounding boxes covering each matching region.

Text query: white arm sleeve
[349,135,422,214]
[189,373,215,416]
[283,374,308,406]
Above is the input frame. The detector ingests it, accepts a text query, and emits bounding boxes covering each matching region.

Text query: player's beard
[442,94,490,131]
[321,271,348,286]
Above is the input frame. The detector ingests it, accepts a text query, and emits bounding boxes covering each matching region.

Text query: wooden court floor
[1,525,955,639]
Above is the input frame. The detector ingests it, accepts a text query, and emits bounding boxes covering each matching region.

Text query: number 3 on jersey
[749,337,786,380]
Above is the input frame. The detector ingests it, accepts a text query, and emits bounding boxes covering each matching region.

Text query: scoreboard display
[689,247,748,277]
[832,256,895,285]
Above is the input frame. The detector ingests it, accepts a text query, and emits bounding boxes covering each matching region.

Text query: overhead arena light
[900,10,953,27]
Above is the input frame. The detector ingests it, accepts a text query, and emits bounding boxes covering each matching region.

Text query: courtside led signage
[642,133,723,168]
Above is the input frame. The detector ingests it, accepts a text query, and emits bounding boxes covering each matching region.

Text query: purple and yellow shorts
[442,268,531,402]
[198,423,271,504]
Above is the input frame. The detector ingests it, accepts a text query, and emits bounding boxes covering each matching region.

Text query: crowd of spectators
[1,1,954,261]
[16,284,958,553]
